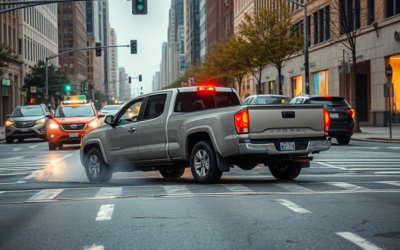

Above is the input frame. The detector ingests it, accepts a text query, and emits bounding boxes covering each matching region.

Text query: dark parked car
[4,104,50,143]
[290,95,354,145]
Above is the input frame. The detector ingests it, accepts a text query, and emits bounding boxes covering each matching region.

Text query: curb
[351,138,400,144]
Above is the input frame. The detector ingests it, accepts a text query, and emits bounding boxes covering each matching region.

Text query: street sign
[384,82,394,98]
[385,65,393,80]
[30,86,37,93]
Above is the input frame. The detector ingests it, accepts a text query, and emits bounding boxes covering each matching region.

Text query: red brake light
[235,110,249,134]
[322,96,334,99]
[345,109,355,119]
[197,86,215,92]
[324,109,330,132]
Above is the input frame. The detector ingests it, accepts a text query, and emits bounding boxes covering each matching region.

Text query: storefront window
[292,75,303,97]
[268,81,277,94]
[311,70,329,95]
[389,55,400,113]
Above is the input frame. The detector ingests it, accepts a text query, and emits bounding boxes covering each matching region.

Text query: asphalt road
[0,138,399,250]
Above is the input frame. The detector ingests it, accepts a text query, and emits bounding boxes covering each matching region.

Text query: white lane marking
[344,168,400,171]
[378,181,400,187]
[163,185,192,195]
[84,245,104,250]
[315,159,400,162]
[275,199,312,213]
[96,187,122,197]
[28,189,63,201]
[315,162,346,170]
[223,184,254,193]
[0,156,24,161]
[375,171,400,174]
[13,148,21,151]
[329,182,370,192]
[336,232,383,250]
[29,145,38,148]
[96,204,115,221]
[0,191,5,195]
[276,183,315,193]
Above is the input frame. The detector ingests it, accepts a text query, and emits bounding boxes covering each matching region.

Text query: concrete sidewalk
[352,126,400,143]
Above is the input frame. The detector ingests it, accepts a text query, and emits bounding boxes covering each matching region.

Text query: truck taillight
[345,109,355,119]
[235,110,249,134]
[324,109,330,132]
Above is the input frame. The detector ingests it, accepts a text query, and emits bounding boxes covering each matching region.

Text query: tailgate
[248,104,325,139]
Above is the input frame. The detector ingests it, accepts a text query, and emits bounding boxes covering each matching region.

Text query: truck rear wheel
[159,168,185,181]
[190,141,222,184]
[269,162,302,180]
[85,148,113,183]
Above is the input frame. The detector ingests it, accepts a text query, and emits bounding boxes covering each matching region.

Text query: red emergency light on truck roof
[197,86,215,92]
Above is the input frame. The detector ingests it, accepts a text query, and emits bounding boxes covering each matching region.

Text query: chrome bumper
[238,140,331,155]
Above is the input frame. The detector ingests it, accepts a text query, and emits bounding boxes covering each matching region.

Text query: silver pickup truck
[80,86,331,184]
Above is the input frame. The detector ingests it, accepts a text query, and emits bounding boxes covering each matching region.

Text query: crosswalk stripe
[223,184,254,193]
[336,232,383,250]
[378,181,400,187]
[96,204,115,221]
[276,183,315,193]
[375,171,400,174]
[344,168,400,171]
[84,245,104,250]
[0,191,5,195]
[96,187,122,197]
[275,199,312,213]
[329,182,370,192]
[315,159,400,162]
[29,145,38,148]
[163,185,192,195]
[29,189,63,201]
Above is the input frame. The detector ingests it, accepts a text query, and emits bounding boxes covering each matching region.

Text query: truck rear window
[306,98,349,107]
[174,92,240,112]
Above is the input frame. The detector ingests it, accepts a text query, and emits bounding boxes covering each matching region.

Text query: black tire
[337,136,351,145]
[49,142,57,150]
[159,168,185,181]
[85,148,113,183]
[18,138,24,143]
[42,135,48,141]
[190,141,222,184]
[58,143,63,150]
[269,162,302,180]
[6,137,14,144]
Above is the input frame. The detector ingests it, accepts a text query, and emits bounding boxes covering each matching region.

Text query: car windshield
[55,106,95,118]
[257,96,290,104]
[102,105,121,111]
[11,107,44,117]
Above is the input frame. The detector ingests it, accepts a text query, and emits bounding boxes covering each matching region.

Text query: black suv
[291,95,354,145]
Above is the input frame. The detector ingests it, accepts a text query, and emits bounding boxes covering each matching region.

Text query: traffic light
[64,84,72,92]
[95,42,101,57]
[132,0,147,15]
[83,84,88,94]
[30,98,35,104]
[139,74,142,82]
[128,76,132,84]
[130,40,137,54]
[140,86,143,90]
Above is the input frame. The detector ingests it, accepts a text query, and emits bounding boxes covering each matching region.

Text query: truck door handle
[128,127,136,133]
[282,111,295,118]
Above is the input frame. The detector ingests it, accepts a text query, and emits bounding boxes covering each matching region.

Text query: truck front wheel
[159,168,185,181]
[269,162,302,180]
[85,148,113,183]
[190,141,222,184]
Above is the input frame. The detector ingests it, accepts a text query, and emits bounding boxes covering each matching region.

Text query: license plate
[280,142,295,151]
[69,133,78,138]
[330,113,339,118]
[21,128,28,132]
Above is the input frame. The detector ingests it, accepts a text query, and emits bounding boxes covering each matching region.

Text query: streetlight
[286,0,309,94]
[342,50,350,99]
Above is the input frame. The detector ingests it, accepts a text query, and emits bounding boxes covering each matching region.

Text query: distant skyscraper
[207,0,234,51]
[184,0,200,66]
[199,0,207,59]
[109,28,118,100]
[160,42,168,88]
[102,1,111,96]
[167,0,184,86]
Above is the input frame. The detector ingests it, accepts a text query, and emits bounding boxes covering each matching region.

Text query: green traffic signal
[65,84,72,92]
[132,0,147,15]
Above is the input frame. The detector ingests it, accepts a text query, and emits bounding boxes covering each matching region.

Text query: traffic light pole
[45,45,129,104]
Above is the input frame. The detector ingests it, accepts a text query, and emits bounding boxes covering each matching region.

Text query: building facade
[185,0,201,66]
[102,0,111,96]
[109,28,118,100]
[234,0,255,98]
[118,67,130,102]
[206,0,234,50]
[261,0,400,127]
[199,0,207,58]
[152,71,161,92]
[86,1,104,94]
[160,42,168,88]
[0,6,23,125]
[58,2,88,85]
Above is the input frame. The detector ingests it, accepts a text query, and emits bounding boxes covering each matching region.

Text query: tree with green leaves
[0,44,17,77]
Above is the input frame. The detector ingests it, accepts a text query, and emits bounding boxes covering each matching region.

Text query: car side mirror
[6,114,10,118]
[46,114,54,119]
[98,112,105,118]
[104,115,114,125]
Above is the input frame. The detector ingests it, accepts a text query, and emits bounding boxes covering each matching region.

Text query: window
[144,94,167,120]
[314,6,330,45]
[269,81,276,94]
[339,0,360,33]
[118,100,143,125]
[292,75,303,97]
[174,92,240,112]
[311,70,329,95]
[386,0,400,18]
[295,98,304,104]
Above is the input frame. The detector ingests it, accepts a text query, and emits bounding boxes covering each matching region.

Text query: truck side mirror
[104,115,114,125]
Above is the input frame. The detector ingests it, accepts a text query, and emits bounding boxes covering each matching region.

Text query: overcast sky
[109,0,171,96]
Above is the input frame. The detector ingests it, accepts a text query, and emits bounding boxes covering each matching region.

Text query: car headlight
[5,120,14,127]
[49,122,59,129]
[35,118,45,125]
[88,120,99,128]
